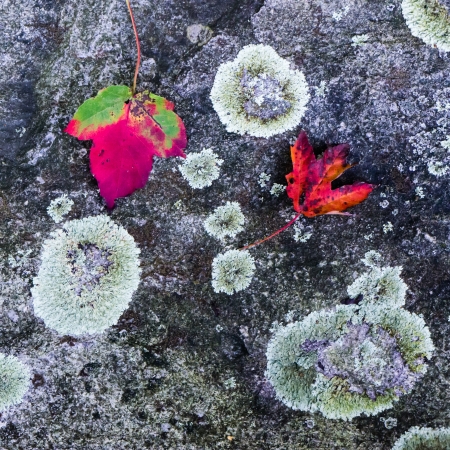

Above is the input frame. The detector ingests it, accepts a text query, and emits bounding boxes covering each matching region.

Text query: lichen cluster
[32,215,141,335]
[402,0,450,51]
[211,249,256,295]
[178,148,223,189]
[0,354,30,412]
[210,44,309,137]
[204,201,245,240]
[347,252,407,309]
[392,426,450,449]
[47,194,74,223]
[266,252,434,420]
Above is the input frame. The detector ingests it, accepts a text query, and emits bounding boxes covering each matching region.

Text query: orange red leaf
[286,132,373,217]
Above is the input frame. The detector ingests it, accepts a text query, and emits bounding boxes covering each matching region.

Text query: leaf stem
[126,0,141,95]
[239,212,302,251]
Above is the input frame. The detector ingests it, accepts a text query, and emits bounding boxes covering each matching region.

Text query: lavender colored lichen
[241,69,291,120]
[306,322,421,401]
[67,243,112,297]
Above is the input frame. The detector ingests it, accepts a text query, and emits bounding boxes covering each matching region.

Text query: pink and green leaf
[65,85,187,208]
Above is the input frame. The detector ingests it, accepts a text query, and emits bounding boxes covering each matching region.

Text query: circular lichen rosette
[402,0,450,51]
[392,426,450,449]
[210,44,310,138]
[47,194,74,223]
[0,354,30,412]
[204,202,245,240]
[179,148,223,189]
[266,304,434,420]
[347,251,407,309]
[211,249,255,295]
[32,215,141,335]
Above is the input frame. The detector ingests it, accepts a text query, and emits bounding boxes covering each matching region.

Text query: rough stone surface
[1,0,450,448]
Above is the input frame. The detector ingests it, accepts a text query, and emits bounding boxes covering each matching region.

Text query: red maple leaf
[242,131,374,250]
[286,131,373,217]
[65,86,187,208]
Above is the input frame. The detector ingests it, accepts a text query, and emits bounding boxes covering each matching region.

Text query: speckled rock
[1,0,450,448]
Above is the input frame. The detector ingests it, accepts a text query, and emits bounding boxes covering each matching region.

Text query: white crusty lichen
[347,251,407,309]
[392,426,450,449]
[380,417,397,429]
[383,222,394,233]
[415,186,425,198]
[0,354,30,412]
[204,202,245,240]
[179,148,223,189]
[47,194,74,223]
[351,34,370,46]
[266,302,434,421]
[292,221,313,243]
[332,5,350,21]
[210,44,310,137]
[427,159,450,176]
[314,81,327,97]
[402,0,450,51]
[270,183,285,197]
[223,377,237,389]
[32,215,141,335]
[440,136,450,149]
[258,172,270,188]
[211,250,255,295]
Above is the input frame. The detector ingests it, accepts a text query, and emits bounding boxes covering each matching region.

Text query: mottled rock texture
[1,0,450,448]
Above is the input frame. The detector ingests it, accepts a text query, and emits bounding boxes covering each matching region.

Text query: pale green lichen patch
[428,159,450,176]
[210,44,309,137]
[32,215,141,335]
[0,354,30,412]
[347,251,407,309]
[270,183,285,197]
[204,202,245,240]
[266,264,434,421]
[47,194,74,223]
[402,0,450,51]
[292,221,313,243]
[392,426,450,449]
[351,34,370,46]
[211,249,255,295]
[265,305,357,412]
[178,148,223,189]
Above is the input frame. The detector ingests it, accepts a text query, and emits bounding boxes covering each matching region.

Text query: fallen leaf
[65,85,187,208]
[241,132,374,250]
[286,131,373,217]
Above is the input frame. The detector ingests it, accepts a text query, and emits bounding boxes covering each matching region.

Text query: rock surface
[1,0,450,448]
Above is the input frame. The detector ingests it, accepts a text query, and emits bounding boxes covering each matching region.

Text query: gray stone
[1,0,450,448]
